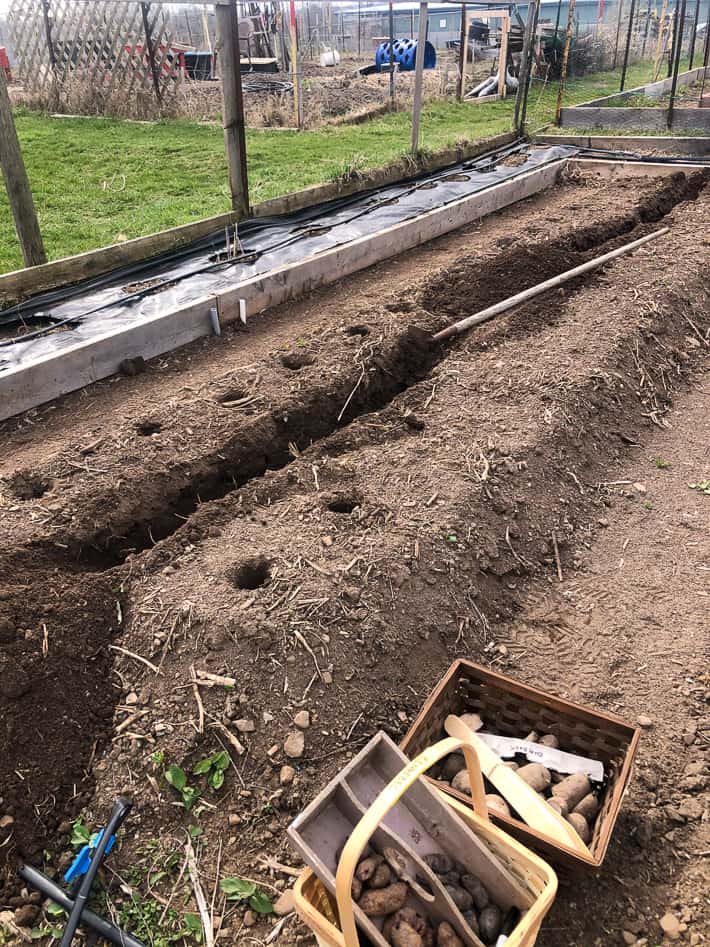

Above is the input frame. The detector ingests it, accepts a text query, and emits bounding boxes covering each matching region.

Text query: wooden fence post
[215,0,249,217]
[619,0,637,90]
[411,0,428,153]
[0,64,47,267]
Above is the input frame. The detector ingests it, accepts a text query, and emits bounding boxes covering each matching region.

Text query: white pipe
[432,227,670,342]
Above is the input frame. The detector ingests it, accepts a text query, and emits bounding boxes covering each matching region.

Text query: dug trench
[0,171,708,940]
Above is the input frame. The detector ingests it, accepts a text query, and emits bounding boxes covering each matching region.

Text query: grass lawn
[0,60,681,275]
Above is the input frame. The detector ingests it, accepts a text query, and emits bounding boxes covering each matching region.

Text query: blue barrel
[375,38,436,72]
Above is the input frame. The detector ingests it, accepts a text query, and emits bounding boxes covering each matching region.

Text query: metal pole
[411,1,428,153]
[687,0,700,67]
[667,0,687,125]
[555,0,576,122]
[215,0,249,215]
[699,18,710,101]
[457,2,468,100]
[668,2,678,76]
[0,64,47,266]
[357,0,361,58]
[40,0,57,71]
[514,0,540,132]
[620,0,638,88]
[389,0,395,103]
[141,2,163,105]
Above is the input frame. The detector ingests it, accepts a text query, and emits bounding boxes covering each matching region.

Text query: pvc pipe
[432,227,669,342]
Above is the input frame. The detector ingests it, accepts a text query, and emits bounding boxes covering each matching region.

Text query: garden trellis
[7,0,182,104]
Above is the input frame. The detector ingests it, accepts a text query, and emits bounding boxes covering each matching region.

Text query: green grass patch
[0,60,681,274]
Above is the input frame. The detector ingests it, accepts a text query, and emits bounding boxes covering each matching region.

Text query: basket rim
[400,659,642,869]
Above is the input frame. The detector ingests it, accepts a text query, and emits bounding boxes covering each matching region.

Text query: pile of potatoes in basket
[435,715,601,845]
[351,848,510,947]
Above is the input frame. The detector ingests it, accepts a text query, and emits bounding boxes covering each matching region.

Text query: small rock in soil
[0,815,15,830]
[284,731,305,759]
[228,813,242,827]
[637,715,653,728]
[682,721,698,746]
[293,710,310,729]
[280,765,296,786]
[235,719,256,733]
[14,905,39,927]
[678,797,704,820]
[243,910,257,927]
[273,889,295,917]
[659,913,681,940]
[621,932,636,945]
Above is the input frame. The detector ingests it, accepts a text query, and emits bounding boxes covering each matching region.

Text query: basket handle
[335,735,489,947]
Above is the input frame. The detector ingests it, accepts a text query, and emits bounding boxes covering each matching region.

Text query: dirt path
[0,168,708,947]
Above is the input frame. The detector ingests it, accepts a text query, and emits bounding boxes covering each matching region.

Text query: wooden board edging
[0,131,517,307]
[0,155,560,423]
[533,134,710,155]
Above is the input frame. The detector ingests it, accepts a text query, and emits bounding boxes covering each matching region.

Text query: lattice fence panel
[8,0,181,107]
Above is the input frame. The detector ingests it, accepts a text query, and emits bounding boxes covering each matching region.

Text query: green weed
[220,877,273,914]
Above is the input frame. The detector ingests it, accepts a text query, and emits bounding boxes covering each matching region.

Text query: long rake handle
[432,227,669,342]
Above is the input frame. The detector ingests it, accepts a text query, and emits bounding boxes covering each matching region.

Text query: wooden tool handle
[445,715,591,856]
[334,735,489,947]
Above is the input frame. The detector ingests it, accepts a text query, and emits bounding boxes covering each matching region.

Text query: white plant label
[477,732,605,782]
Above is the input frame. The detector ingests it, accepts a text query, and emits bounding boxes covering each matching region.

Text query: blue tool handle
[59,798,132,947]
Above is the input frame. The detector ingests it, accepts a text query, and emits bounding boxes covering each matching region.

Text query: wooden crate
[401,660,640,872]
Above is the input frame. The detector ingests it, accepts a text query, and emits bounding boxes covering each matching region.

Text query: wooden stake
[498,13,509,98]
[653,0,668,80]
[555,0,576,123]
[514,0,539,133]
[432,227,669,341]
[289,0,301,127]
[0,65,47,267]
[411,0,428,153]
[215,0,249,216]
[612,0,625,68]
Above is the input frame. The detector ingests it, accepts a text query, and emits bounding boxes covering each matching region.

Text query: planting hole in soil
[136,419,162,436]
[6,471,52,500]
[281,351,315,370]
[230,555,271,590]
[345,324,370,336]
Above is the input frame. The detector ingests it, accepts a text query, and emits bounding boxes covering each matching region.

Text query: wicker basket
[292,732,557,947]
[401,660,640,871]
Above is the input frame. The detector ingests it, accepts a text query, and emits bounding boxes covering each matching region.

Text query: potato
[524,730,539,743]
[460,713,483,733]
[479,905,502,944]
[436,921,464,947]
[451,769,471,795]
[384,908,432,947]
[356,854,384,883]
[539,733,560,749]
[390,919,424,947]
[423,852,454,875]
[573,793,600,822]
[503,761,519,771]
[461,875,489,911]
[547,796,569,818]
[440,754,466,782]
[552,773,592,811]
[438,871,461,887]
[358,882,408,916]
[516,763,551,793]
[351,877,362,901]
[444,884,473,912]
[462,910,480,937]
[370,863,393,889]
[485,794,511,818]
[566,812,592,844]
